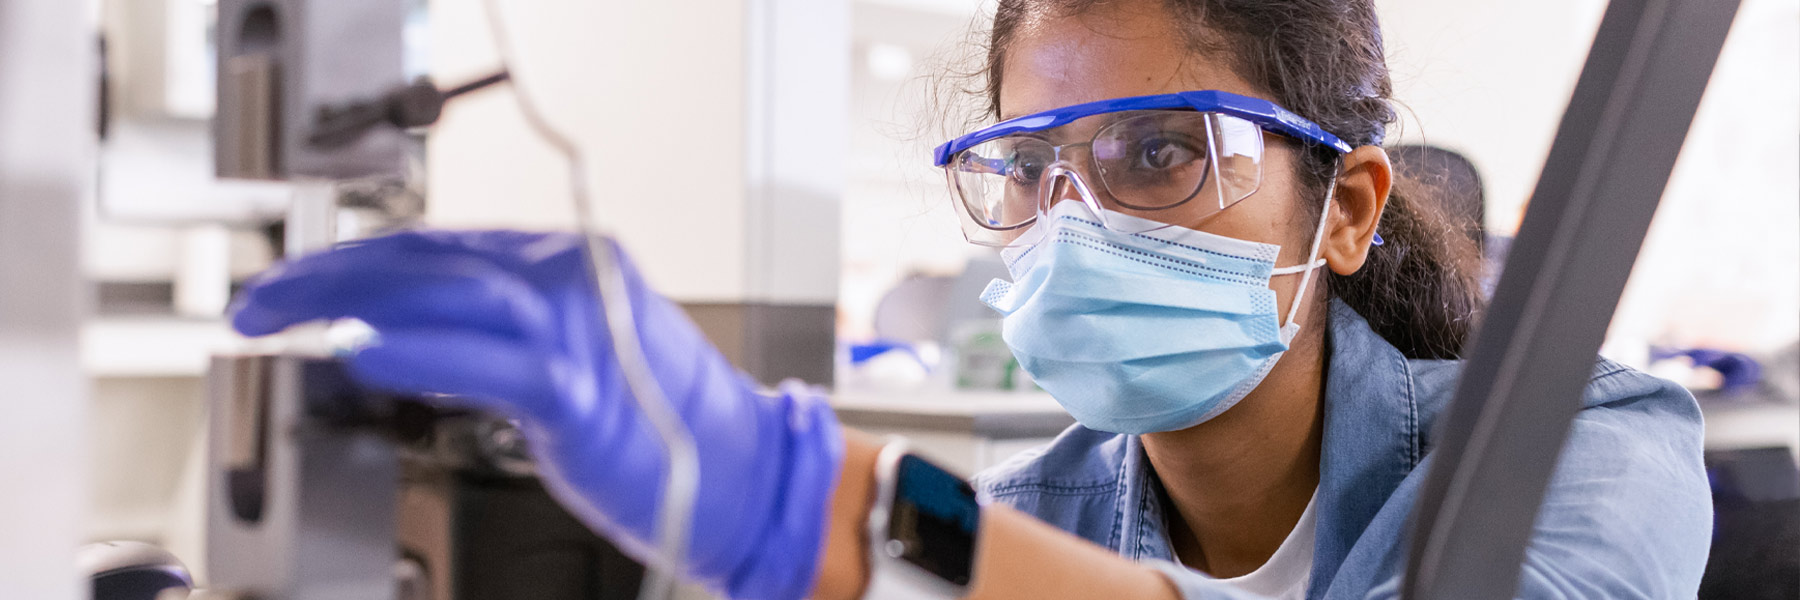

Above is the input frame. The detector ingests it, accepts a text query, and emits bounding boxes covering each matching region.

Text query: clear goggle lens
[946,111,1265,247]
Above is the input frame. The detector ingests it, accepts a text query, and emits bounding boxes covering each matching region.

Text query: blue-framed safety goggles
[933,90,1354,247]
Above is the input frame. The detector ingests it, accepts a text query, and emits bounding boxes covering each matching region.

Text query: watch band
[864,438,981,599]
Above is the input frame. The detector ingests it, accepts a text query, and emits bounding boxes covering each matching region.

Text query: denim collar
[1110,299,1429,581]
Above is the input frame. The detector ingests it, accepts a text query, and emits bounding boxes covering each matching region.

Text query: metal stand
[205,356,402,600]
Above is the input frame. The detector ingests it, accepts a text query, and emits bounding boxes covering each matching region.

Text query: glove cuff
[721,381,846,600]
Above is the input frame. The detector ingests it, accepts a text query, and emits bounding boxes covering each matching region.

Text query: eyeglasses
[934,90,1352,248]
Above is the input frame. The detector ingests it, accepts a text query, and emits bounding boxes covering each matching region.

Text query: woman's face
[998,0,1326,318]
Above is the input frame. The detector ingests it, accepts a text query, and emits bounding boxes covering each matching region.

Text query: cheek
[1194,148,1316,259]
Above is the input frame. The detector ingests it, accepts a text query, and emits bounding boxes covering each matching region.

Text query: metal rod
[441,70,511,101]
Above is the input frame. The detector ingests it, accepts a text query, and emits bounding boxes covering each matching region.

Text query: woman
[230,0,1712,598]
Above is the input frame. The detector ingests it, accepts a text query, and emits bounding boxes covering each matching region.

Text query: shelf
[83,318,238,378]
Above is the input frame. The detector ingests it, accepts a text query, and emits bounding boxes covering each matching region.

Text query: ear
[1322,145,1391,276]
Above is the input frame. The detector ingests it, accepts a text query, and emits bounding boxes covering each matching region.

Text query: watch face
[890,454,980,586]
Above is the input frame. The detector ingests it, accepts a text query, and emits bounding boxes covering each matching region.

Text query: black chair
[1700,446,1800,599]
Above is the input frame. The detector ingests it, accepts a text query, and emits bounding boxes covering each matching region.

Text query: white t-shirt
[1160,489,1319,599]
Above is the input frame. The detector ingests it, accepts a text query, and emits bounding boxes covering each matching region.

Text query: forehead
[997,3,1263,120]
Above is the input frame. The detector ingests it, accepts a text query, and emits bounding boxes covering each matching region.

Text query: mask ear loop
[1271,157,1341,343]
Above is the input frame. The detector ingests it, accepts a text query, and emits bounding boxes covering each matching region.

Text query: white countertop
[830,389,1073,438]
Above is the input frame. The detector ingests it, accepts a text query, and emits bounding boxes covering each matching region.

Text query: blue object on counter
[1653,347,1764,393]
[850,339,914,365]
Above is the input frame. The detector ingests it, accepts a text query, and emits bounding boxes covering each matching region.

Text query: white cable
[478,3,700,600]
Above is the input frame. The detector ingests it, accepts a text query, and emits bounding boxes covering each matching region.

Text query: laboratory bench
[830,390,1074,477]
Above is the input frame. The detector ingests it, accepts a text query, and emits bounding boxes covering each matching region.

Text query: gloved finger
[344,326,562,421]
[321,229,586,278]
[232,249,553,339]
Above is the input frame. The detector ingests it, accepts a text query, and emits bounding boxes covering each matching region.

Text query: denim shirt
[971,300,1712,599]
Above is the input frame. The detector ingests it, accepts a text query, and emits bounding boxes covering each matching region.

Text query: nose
[1040,162,1104,216]
[1046,171,1082,211]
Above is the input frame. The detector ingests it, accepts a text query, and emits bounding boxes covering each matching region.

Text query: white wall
[428,0,847,305]
[1378,0,1608,230]
[841,1,990,340]
[1381,0,1800,358]
[427,0,753,302]
[1611,0,1800,357]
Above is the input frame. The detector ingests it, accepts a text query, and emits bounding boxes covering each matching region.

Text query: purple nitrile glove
[230,230,844,600]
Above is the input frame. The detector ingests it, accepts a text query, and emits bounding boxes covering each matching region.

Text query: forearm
[811,429,881,600]
[810,431,1179,600]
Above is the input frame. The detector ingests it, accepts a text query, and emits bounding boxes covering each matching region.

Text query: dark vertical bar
[1402,0,1741,597]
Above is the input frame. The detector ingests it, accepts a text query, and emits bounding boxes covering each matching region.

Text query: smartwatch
[864,439,982,598]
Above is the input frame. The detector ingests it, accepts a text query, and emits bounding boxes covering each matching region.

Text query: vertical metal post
[207,1,410,597]
[215,0,408,182]
[1402,0,1741,596]
[206,356,400,600]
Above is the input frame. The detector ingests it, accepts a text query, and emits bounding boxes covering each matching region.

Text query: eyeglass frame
[932,90,1353,167]
[932,89,1383,246]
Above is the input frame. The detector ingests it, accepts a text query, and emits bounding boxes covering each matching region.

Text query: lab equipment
[231,231,848,600]
[933,90,1350,247]
[207,352,644,600]
[845,340,933,389]
[307,71,511,150]
[946,320,1018,390]
[206,1,657,599]
[979,198,1327,434]
[205,3,420,598]
[214,0,408,181]
[202,352,399,599]
[859,258,1020,392]
[1402,0,1741,596]
[79,541,194,600]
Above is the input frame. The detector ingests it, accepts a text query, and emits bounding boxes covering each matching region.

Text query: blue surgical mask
[980,199,1329,434]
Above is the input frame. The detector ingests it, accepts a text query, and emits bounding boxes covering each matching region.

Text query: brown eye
[1130,137,1202,171]
[1007,145,1054,184]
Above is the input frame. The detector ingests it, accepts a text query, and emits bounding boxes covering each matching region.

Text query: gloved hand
[230,231,845,600]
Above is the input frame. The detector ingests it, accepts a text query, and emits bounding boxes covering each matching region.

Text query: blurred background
[3,0,1794,597]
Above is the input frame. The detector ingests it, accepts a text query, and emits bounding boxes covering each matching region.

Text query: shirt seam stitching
[983,482,1120,496]
[1591,363,1632,381]
[1401,346,1421,467]
[1111,438,1132,552]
